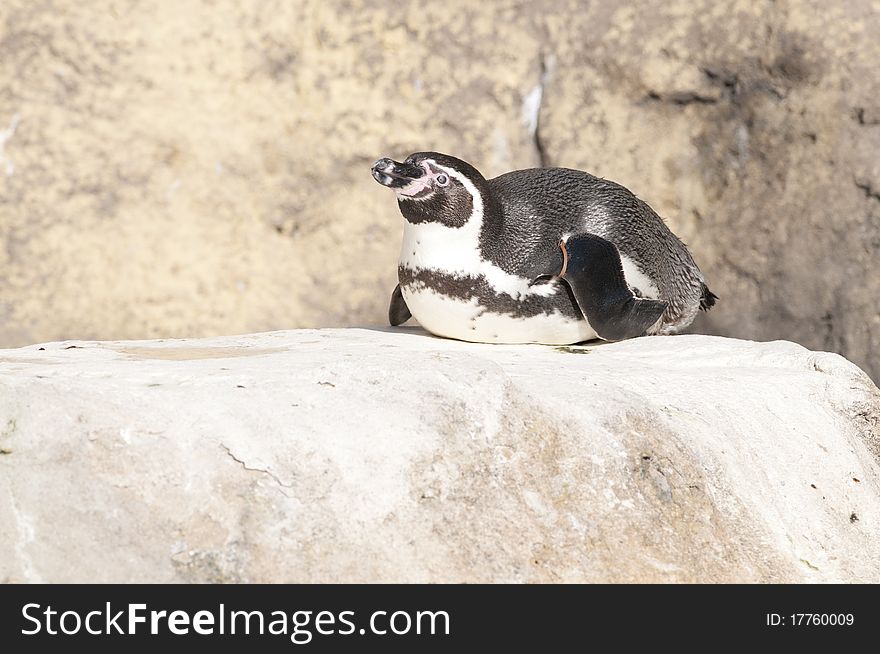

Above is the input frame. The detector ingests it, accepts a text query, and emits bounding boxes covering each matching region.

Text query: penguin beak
[371,158,425,188]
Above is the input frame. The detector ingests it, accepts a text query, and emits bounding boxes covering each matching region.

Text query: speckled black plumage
[489,167,711,326]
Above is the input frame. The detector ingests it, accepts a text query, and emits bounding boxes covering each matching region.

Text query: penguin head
[371,152,487,228]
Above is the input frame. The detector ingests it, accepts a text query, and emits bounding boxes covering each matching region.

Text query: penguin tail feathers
[699,283,718,312]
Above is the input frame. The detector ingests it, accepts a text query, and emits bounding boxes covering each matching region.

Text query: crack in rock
[854,107,879,126]
[220,443,293,497]
[645,90,719,106]
[522,52,553,167]
[854,177,880,203]
[7,480,42,582]
[0,113,21,177]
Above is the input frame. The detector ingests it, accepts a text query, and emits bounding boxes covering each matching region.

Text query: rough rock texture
[1,1,878,382]
[1,328,879,583]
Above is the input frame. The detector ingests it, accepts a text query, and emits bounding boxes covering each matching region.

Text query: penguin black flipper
[559,234,667,341]
[389,284,412,326]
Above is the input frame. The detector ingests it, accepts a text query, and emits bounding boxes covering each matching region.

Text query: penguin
[371,152,717,344]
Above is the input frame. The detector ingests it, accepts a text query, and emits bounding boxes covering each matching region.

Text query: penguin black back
[486,167,709,325]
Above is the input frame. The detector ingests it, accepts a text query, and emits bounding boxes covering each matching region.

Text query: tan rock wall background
[1,0,878,379]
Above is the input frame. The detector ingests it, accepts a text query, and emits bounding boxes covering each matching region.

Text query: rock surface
[1,1,878,381]
[1,329,879,583]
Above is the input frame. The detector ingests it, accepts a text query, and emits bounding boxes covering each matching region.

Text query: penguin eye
[436,174,449,186]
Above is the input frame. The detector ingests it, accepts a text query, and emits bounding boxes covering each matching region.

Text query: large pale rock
[1,1,878,381]
[1,329,878,583]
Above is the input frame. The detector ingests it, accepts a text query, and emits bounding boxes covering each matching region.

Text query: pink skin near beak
[396,161,439,197]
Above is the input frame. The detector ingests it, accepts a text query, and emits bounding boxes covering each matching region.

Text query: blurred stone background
[0,0,878,380]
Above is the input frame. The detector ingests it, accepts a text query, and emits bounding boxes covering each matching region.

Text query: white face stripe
[433,162,485,227]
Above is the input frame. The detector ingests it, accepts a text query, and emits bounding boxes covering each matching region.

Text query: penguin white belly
[400,283,597,345]
[397,217,599,344]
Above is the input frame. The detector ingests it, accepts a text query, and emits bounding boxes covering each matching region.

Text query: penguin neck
[398,184,502,274]
[478,188,504,242]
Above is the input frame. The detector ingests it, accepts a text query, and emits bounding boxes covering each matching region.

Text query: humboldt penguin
[372,152,717,344]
